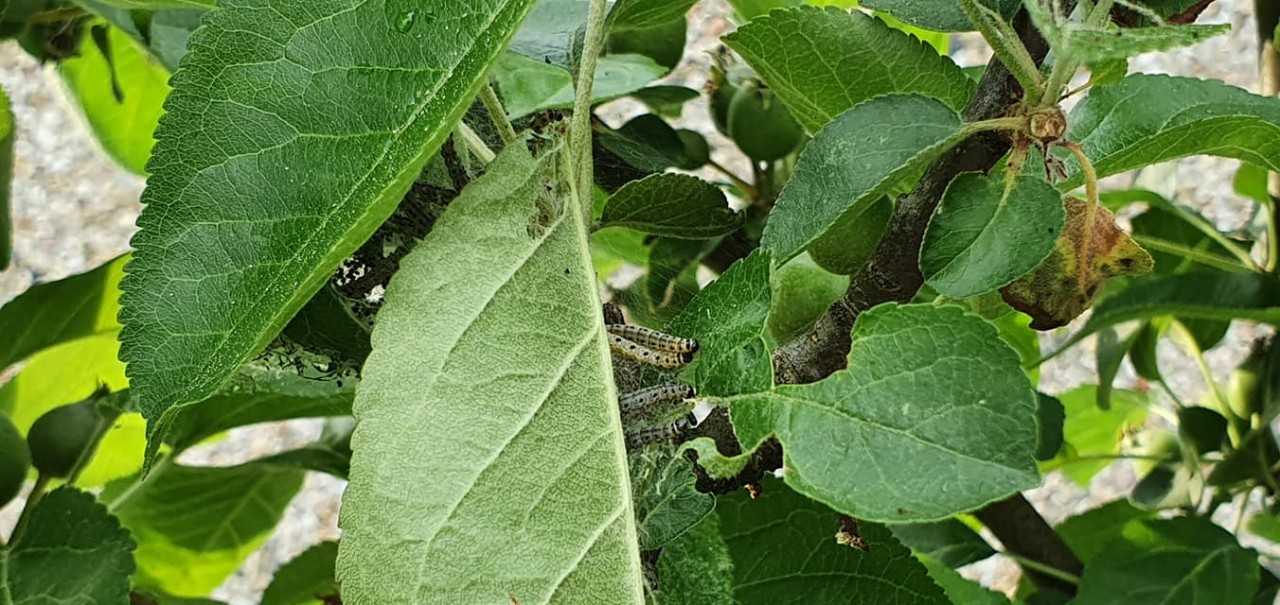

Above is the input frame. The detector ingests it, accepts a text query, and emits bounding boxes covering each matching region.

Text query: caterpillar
[605,324,698,354]
[619,383,696,420]
[608,334,692,369]
[625,413,697,450]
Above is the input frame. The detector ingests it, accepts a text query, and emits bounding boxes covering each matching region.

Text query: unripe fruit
[27,398,102,479]
[1134,429,1181,477]
[708,62,751,137]
[1227,338,1272,420]
[768,252,849,344]
[0,414,30,507]
[727,80,804,163]
[806,197,892,276]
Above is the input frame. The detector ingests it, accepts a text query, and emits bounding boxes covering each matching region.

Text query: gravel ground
[0,0,1273,601]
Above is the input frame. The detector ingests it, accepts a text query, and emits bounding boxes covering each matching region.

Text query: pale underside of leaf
[339,143,643,604]
[118,0,538,445]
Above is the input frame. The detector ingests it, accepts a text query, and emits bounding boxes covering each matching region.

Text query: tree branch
[709,7,1087,593]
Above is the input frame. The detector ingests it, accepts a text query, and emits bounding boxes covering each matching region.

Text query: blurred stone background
[0,0,1272,601]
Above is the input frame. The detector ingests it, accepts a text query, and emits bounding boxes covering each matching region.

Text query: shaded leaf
[492,51,667,119]
[88,0,212,8]
[887,518,996,568]
[59,22,169,175]
[600,173,742,238]
[607,0,695,30]
[719,478,947,604]
[631,449,714,550]
[1036,392,1065,460]
[1064,75,1280,190]
[111,461,302,597]
[1001,197,1153,330]
[860,0,1020,32]
[119,0,539,442]
[922,173,1065,298]
[919,556,1010,605]
[650,513,735,605]
[606,12,686,69]
[0,85,10,269]
[0,254,126,372]
[1095,325,1139,410]
[146,8,204,70]
[1054,271,1280,353]
[645,238,707,314]
[724,6,972,132]
[1,487,135,604]
[762,94,966,264]
[1056,499,1152,564]
[1075,518,1259,605]
[261,542,339,605]
[162,361,354,454]
[726,304,1040,522]
[630,85,699,118]
[338,142,645,603]
[597,114,705,176]
[667,250,773,398]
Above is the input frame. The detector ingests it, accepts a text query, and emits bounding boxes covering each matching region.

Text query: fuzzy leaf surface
[338,143,644,603]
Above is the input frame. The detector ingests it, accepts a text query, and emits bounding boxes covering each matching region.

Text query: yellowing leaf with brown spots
[1001,197,1153,330]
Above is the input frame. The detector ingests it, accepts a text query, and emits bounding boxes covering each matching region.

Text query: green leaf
[667,250,773,397]
[724,6,973,132]
[59,22,170,175]
[1064,75,1280,189]
[607,0,695,30]
[1075,518,1259,605]
[492,51,668,119]
[719,478,947,604]
[118,0,540,443]
[631,449,714,550]
[261,541,339,605]
[919,556,1010,605]
[922,174,1065,298]
[650,513,735,605]
[606,12,686,69]
[0,84,11,269]
[255,418,352,479]
[599,173,742,238]
[1,487,136,604]
[726,303,1040,522]
[1056,500,1152,564]
[160,361,355,454]
[1044,387,1149,486]
[86,0,212,8]
[887,518,996,568]
[146,8,204,71]
[509,0,584,67]
[645,238,706,314]
[0,254,126,372]
[596,114,705,176]
[337,142,644,603]
[860,0,1020,32]
[111,461,304,597]
[1052,23,1229,64]
[630,85,699,118]
[762,94,966,265]
[1036,392,1065,460]
[1054,272,1280,354]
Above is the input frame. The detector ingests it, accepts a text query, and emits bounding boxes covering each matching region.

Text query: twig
[1256,0,1280,272]
[479,82,518,145]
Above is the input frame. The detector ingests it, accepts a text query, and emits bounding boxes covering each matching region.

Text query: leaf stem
[456,123,496,164]
[66,403,121,487]
[479,82,517,145]
[708,158,757,200]
[1130,235,1250,272]
[1003,552,1081,586]
[10,474,51,543]
[571,0,609,220]
[957,0,1045,94]
[960,116,1027,136]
